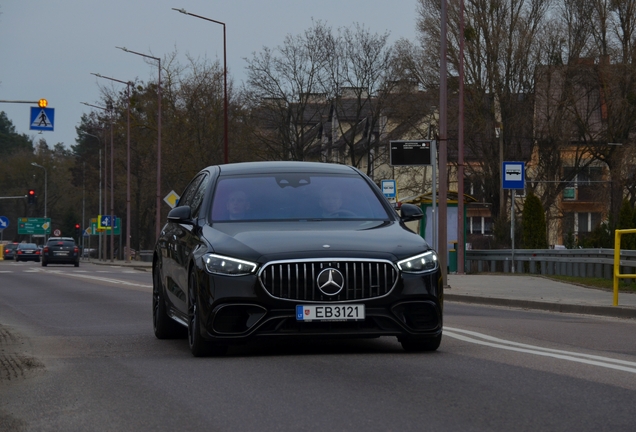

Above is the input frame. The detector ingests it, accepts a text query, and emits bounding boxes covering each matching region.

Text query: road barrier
[465,247,636,283]
[613,229,636,306]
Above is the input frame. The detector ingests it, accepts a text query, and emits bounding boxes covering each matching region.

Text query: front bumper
[195,268,443,343]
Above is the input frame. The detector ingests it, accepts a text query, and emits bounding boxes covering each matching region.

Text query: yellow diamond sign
[163,190,180,209]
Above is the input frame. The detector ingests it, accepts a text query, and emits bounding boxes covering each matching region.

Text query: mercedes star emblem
[316,268,345,296]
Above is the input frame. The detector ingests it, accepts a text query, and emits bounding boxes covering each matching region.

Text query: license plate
[54,251,69,256]
[296,304,365,322]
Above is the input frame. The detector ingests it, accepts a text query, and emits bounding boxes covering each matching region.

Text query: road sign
[381,180,397,201]
[163,190,180,209]
[502,161,525,190]
[53,229,61,236]
[0,216,9,231]
[92,217,120,235]
[98,214,116,229]
[17,217,51,235]
[390,140,433,166]
[30,107,55,131]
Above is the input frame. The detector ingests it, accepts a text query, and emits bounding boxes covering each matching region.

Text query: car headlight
[203,253,258,276]
[397,251,438,273]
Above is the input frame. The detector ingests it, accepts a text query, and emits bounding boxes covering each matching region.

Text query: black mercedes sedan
[153,161,442,356]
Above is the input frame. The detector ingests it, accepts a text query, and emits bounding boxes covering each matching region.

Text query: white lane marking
[445,326,636,374]
[31,268,150,288]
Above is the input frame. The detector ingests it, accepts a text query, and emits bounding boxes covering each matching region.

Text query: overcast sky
[0,0,419,149]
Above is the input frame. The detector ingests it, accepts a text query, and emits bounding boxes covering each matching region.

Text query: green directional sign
[18,217,51,235]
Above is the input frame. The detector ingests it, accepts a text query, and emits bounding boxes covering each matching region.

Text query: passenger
[227,190,250,220]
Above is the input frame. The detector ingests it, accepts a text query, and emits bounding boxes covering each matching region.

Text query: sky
[0,0,420,150]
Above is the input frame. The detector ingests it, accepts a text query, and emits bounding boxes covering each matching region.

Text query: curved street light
[78,130,102,260]
[91,73,132,262]
[172,7,229,164]
[116,46,163,242]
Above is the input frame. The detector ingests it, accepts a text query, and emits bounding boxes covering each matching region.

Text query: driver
[226,190,251,220]
[319,187,345,217]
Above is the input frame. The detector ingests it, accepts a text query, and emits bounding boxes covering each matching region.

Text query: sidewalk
[447,274,636,319]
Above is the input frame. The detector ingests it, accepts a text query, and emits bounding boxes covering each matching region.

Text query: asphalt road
[1,260,635,431]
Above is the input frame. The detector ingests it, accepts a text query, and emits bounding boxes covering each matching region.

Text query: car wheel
[74,260,79,267]
[152,263,184,339]
[187,267,227,357]
[400,333,442,352]
[42,260,47,266]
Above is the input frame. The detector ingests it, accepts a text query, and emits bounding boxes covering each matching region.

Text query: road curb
[82,259,152,272]
[445,294,636,319]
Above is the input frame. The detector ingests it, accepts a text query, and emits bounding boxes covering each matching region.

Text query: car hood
[203,220,430,262]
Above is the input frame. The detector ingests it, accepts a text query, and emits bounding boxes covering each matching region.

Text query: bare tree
[244,20,332,161]
[415,0,551,220]
[321,23,395,172]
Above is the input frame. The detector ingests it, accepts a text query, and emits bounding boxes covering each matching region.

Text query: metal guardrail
[464,248,636,281]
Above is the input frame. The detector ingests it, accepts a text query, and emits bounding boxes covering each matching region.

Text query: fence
[464,248,636,279]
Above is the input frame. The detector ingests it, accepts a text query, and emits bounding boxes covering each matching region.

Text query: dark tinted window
[179,173,207,216]
[48,240,75,247]
[210,173,389,221]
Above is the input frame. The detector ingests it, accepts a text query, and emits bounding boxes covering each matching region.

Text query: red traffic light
[28,189,35,196]
[75,223,81,229]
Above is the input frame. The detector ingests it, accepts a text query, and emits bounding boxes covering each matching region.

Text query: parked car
[3,243,19,260]
[153,161,443,356]
[41,237,80,267]
[14,243,41,262]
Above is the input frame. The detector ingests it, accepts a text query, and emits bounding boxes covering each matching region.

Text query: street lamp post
[116,46,163,242]
[30,162,47,219]
[91,73,132,262]
[82,107,115,262]
[78,129,105,260]
[173,7,228,164]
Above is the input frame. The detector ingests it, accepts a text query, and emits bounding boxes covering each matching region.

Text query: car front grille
[258,259,398,302]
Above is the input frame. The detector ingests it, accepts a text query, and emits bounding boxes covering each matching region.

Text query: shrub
[521,192,548,249]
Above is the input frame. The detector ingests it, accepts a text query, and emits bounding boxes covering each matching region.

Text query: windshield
[210,173,390,222]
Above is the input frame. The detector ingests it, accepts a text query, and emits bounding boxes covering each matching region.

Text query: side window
[179,174,205,210]
[190,175,210,218]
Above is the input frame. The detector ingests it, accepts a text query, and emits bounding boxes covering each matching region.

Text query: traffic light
[27,189,35,204]
[75,223,81,235]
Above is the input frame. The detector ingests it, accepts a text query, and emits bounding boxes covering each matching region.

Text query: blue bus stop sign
[502,162,525,190]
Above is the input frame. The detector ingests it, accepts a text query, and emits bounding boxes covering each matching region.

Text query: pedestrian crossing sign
[30,107,55,131]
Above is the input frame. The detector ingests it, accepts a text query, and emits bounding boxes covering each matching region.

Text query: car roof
[47,237,75,241]
[216,161,358,176]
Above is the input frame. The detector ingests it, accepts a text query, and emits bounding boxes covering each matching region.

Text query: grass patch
[545,274,636,293]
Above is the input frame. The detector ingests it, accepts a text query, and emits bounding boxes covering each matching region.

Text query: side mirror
[167,205,193,224]
[400,203,423,222]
